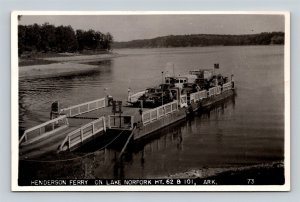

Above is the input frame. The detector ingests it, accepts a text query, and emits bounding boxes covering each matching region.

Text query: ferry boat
[127,64,235,112]
[125,64,235,139]
[19,64,236,159]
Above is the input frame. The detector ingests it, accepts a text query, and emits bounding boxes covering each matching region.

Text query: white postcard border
[11,11,291,192]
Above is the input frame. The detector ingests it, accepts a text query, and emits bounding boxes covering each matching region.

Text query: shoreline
[158,161,285,185]
[19,51,121,67]
[18,52,122,78]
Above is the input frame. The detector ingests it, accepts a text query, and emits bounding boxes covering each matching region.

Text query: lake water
[18,46,284,180]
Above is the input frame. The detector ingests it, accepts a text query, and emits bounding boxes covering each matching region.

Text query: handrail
[19,115,68,145]
[58,116,106,152]
[223,81,232,91]
[128,90,146,103]
[191,82,232,101]
[60,97,106,117]
[208,86,221,97]
[190,90,207,102]
[142,100,178,125]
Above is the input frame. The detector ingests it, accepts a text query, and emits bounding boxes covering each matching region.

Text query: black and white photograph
[11,11,290,191]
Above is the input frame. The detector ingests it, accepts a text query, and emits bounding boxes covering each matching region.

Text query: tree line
[113,32,284,49]
[18,23,113,55]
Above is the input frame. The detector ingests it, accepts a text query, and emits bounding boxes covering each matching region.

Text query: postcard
[11,11,290,191]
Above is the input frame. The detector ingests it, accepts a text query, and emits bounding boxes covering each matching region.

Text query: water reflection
[18,46,284,181]
[111,96,236,179]
[18,95,237,181]
[199,96,236,119]
[19,60,113,130]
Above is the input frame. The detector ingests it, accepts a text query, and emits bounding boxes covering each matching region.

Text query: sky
[19,14,285,42]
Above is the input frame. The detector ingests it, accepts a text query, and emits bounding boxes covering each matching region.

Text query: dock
[19,80,235,160]
[19,96,154,159]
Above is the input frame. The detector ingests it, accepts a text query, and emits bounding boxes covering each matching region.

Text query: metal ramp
[58,116,106,152]
[19,97,108,159]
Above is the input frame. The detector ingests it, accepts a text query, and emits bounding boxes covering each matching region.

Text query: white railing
[180,94,188,108]
[222,81,232,92]
[60,97,106,117]
[19,115,69,145]
[128,90,146,103]
[208,86,222,97]
[142,100,178,125]
[58,116,106,152]
[190,90,208,102]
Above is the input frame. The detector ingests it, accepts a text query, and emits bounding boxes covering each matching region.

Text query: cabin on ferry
[164,74,197,89]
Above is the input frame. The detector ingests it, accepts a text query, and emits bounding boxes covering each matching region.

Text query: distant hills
[113,32,284,49]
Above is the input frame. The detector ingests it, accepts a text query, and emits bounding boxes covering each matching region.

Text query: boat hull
[134,107,187,140]
[200,88,235,109]
[132,88,236,140]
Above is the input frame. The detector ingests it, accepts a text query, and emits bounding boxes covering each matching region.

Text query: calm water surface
[19,46,284,179]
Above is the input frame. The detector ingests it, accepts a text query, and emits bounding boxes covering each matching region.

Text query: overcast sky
[19,14,285,42]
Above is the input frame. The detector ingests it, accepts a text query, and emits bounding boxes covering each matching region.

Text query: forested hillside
[18,23,113,55]
[113,32,284,49]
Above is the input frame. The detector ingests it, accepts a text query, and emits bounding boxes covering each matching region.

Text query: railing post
[102,117,106,131]
[68,136,71,150]
[80,129,83,143]
[65,117,69,125]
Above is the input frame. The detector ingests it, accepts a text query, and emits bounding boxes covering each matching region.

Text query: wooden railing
[128,90,146,103]
[19,115,69,145]
[58,116,106,152]
[60,97,106,117]
[190,90,207,102]
[142,100,178,125]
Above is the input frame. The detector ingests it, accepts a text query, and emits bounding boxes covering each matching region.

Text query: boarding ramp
[142,100,178,125]
[60,97,106,117]
[58,116,106,152]
[19,115,69,146]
